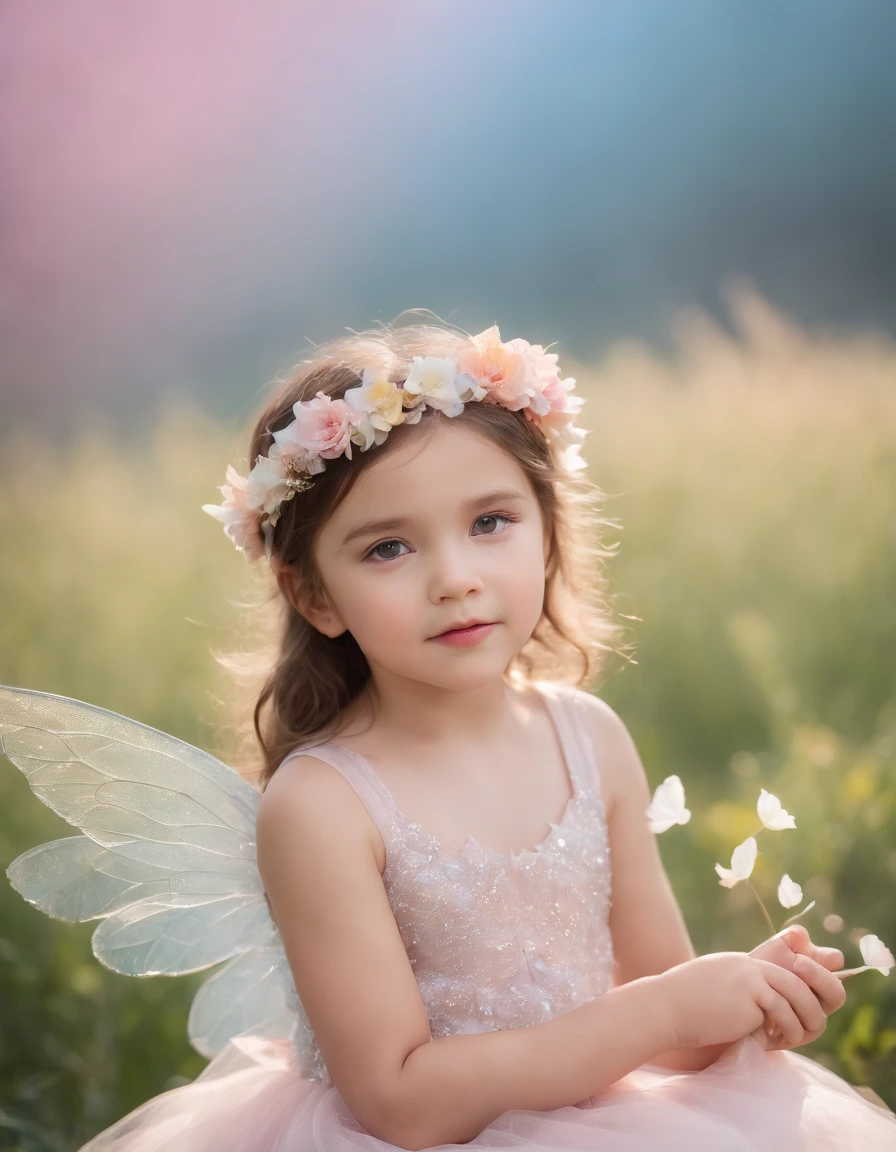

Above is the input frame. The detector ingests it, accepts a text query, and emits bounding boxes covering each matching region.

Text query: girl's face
[295,419,550,695]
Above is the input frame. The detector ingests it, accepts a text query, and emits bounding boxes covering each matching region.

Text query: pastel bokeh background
[1,2,895,1146]
[3,0,896,432]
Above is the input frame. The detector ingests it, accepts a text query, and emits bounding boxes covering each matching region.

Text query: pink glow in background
[2,1,895,432]
[2,0,426,425]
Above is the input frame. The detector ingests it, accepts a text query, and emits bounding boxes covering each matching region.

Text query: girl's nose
[429,545,485,602]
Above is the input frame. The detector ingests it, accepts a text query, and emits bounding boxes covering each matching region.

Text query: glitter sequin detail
[277,681,614,1086]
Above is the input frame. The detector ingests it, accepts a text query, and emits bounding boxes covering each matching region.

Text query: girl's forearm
[646,1041,731,1071]
[388,974,675,1150]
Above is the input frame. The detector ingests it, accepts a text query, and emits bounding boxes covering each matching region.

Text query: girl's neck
[342,675,526,751]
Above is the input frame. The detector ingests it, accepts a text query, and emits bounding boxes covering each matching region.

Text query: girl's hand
[748,925,846,1051]
[658,952,829,1051]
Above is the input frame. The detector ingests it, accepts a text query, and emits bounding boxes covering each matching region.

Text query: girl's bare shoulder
[535,680,629,741]
[257,748,385,873]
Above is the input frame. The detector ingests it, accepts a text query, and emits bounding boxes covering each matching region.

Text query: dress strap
[534,681,605,805]
[277,740,400,848]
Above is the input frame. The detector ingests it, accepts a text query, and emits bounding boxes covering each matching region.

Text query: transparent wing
[0,684,296,1057]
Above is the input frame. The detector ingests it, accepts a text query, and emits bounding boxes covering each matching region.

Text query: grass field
[1,287,894,1146]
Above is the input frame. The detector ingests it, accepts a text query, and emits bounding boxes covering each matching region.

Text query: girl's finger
[767,1029,791,1052]
[793,955,846,1015]
[758,993,804,1048]
[809,945,845,972]
[785,929,843,972]
[762,961,827,1037]
[778,925,810,951]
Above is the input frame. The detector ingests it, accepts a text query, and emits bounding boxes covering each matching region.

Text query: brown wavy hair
[212,314,631,789]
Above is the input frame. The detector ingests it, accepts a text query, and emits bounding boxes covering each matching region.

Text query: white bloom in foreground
[402,356,465,416]
[860,934,895,976]
[757,789,797,831]
[645,775,692,833]
[777,873,803,909]
[715,836,758,888]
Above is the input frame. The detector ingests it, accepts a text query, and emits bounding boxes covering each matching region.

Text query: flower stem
[781,900,817,929]
[833,966,871,979]
[748,882,777,934]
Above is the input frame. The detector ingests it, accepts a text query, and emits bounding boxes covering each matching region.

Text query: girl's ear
[271,558,347,639]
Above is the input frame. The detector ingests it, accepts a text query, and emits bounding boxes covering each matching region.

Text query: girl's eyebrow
[338,487,528,549]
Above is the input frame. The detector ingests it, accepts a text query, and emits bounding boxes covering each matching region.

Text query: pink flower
[515,340,557,387]
[201,465,265,563]
[459,326,532,410]
[541,375,583,415]
[290,391,354,460]
[271,425,326,475]
[533,406,588,448]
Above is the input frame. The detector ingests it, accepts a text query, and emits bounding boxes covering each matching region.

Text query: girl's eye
[471,513,516,535]
[363,512,518,564]
[367,539,410,563]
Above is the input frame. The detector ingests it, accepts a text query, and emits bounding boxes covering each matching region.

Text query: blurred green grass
[1,287,894,1146]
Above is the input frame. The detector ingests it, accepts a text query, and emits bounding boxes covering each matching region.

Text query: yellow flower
[344,368,407,449]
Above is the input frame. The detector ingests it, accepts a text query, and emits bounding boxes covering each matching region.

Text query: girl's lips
[430,622,498,647]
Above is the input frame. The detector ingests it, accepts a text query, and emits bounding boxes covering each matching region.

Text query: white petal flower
[645,775,691,834]
[859,934,895,975]
[777,873,803,909]
[715,836,758,888]
[245,453,293,517]
[454,372,489,403]
[402,356,465,416]
[757,789,796,831]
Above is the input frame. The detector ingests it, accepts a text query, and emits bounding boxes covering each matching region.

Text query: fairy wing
[0,684,297,1059]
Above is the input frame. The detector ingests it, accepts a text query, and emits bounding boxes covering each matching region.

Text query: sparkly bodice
[278,681,615,1086]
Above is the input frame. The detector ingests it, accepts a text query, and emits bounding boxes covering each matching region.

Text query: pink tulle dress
[80,682,896,1150]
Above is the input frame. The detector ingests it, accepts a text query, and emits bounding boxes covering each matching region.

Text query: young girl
[5,320,895,1150]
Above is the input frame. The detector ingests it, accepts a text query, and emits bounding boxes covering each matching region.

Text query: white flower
[859,934,894,976]
[402,356,465,416]
[757,789,796,831]
[777,873,803,909]
[715,836,758,888]
[557,440,589,473]
[454,372,489,403]
[645,775,691,833]
[245,453,294,518]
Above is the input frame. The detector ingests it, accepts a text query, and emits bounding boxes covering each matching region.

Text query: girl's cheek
[358,585,417,636]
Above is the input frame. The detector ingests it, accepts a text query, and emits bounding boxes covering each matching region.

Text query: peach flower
[459,326,532,410]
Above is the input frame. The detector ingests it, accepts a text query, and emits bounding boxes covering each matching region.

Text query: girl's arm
[577,693,730,1071]
[257,754,679,1150]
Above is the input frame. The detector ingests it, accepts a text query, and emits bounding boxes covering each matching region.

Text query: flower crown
[202,325,588,564]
